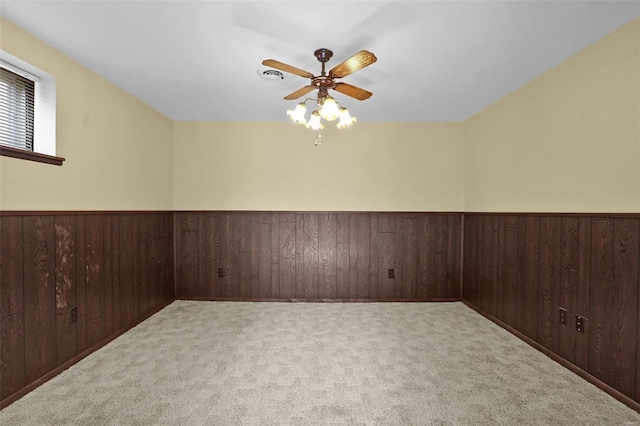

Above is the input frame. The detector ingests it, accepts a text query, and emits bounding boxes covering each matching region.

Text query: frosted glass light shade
[337,107,356,129]
[306,111,324,130]
[319,96,340,121]
[286,103,307,124]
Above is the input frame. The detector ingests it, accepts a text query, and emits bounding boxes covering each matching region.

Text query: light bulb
[319,96,340,121]
[286,103,307,124]
[306,111,324,130]
[337,107,356,129]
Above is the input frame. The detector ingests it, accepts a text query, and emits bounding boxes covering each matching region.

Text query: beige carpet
[1,301,639,425]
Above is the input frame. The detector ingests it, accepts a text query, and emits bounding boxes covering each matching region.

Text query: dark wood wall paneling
[174,212,462,301]
[0,213,174,404]
[463,214,640,404]
[9,210,640,411]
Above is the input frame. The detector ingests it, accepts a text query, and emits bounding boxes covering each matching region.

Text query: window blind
[0,67,35,151]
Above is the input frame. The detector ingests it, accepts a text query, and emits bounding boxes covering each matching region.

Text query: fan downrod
[314,49,333,76]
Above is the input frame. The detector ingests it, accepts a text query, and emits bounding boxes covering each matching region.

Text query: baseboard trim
[0,299,175,410]
[0,211,172,216]
[177,297,461,303]
[463,212,640,218]
[462,300,640,413]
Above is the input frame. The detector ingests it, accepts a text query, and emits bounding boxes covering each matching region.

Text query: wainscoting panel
[0,212,174,405]
[4,209,640,413]
[463,213,640,404]
[174,212,462,301]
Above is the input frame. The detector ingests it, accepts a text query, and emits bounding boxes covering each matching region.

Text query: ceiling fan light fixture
[306,111,324,130]
[264,48,376,139]
[319,96,340,121]
[337,107,356,129]
[286,103,307,124]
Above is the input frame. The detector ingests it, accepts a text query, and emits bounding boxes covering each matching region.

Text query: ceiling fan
[262,48,377,131]
[263,48,377,101]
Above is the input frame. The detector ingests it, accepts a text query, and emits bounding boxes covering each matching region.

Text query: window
[0,66,35,151]
[0,52,63,166]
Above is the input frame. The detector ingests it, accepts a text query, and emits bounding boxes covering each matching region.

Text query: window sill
[0,146,65,166]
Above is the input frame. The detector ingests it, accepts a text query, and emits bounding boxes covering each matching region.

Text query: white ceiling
[1,1,638,122]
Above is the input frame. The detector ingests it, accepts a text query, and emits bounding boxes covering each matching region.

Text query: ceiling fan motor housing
[313,77,336,90]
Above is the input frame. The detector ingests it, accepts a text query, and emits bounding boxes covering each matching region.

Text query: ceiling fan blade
[262,59,314,78]
[329,50,377,78]
[284,85,316,100]
[333,83,373,101]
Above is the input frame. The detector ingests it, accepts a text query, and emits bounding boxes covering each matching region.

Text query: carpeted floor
[1,301,639,425]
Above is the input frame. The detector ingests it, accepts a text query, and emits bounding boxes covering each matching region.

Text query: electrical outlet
[218,268,224,278]
[559,308,567,325]
[388,269,395,279]
[576,315,585,333]
[69,307,78,325]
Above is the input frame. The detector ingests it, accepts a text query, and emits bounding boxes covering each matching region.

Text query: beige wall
[464,18,640,213]
[3,16,638,213]
[0,18,173,210]
[173,122,464,211]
